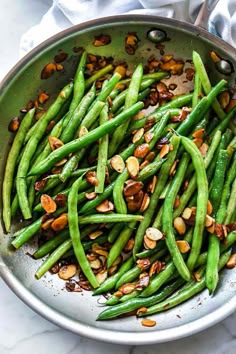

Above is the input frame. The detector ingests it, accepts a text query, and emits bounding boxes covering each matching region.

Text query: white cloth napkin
[19,0,236,57]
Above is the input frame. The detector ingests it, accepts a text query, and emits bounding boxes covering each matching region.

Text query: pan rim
[0,14,235,344]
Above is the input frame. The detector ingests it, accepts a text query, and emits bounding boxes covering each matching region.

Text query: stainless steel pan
[0,14,235,345]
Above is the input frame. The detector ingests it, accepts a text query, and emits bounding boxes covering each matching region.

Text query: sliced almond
[94,248,109,257]
[123,181,144,197]
[141,319,156,327]
[85,192,97,200]
[126,156,140,179]
[110,155,125,173]
[139,160,149,170]
[226,254,236,269]
[147,176,157,194]
[192,138,203,148]
[51,213,68,232]
[134,143,150,158]
[144,235,157,250]
[136,307,147,315]
[38,92,49,104]
[114,65,126,78]
[169,159,179,177]
[219,91,230,109]
[210,50,221,63]
[118,283,136,295]
[127,200,142,212]
[89,230,103,240]
[55,193,67,207]
[124,238,135,252]
[58,264,77,280]
[48,136,64,151]
[108,265,118,276]
[192,128,205,139]
[136,258,151,270]
[173,217,186,235]
[205,215,215,227]
[40,194,57,213]
[174,195,180,209]
[90,258,102,269]
[112,255,123,267]
[96,200,114,213]
[145,151,156,162]
[207,200,213,215]
[176,240,191,253]
[146,227,163,241]
[182,207,192,220]
[96,270,108,284]
[78,126,88,138]
[139,193,150,213]
[136,274,150,289]
[159,144,170,158]
[144,132,154,143]
[41,218,54,230]
[149,260,165,277]
[194,272,201,282]
[87,254,97,261]
[207,223,215,234]
[199,143,209,157]
[54,158,68,167]
[86,171,99,186]
[132,128,144,144]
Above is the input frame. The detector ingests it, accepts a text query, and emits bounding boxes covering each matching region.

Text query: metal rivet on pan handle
[147,28,167,43]
[215,59,234,75]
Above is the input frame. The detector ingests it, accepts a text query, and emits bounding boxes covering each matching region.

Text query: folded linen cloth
[19,0,236,58]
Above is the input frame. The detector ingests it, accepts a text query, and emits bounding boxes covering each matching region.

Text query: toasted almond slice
[134,143,150,158]
[136,307,147,315]
[139,193,150,213]
[114,65,126,78]
[51,213,68,232]
[192,128,205,139]
[132,128,144,144]
[144,132,154,143]
[144,235,157,250]
[126,156,140,179]
[96,270,108,284]
[48,136,64,151]
[78,126,88,138]
[146,227,163,241]
[147,175,157,194]
[226,254,236,269]
[141,319,156,327]
[86,171,99,186]
[136,258,151,270]
[173,217,186,235]
[219,91,230,109]
[174,195,180,209]
[93,248,109,258]
[182,207,192,220]
[210,50,221,63]
[226,98,236,112]
[110,155,125,173]
[112,255,123,267]
[41,218,54,230]
[127,200,141,212]
[176,240,191,253]
[119,283,136,294]
[38,92,49,104]
[169,159,179,176]
[207,200,213,215]
[40,194,57,213]
[124,238,135,252]
[87,254,97,261]
[96,200,114,213]
[89,258,102,269]
[123,181,144,197]
[205,215,215,227]
[85,192,97,200]
[192,138,203,148]
[207,223,215,234]
[89,230,103,240]
[193,272,201,282]
[199,143,209,157]
[145,151,156,162]
[54,158,68,167]
[108,265,118,276]
[159,144,170,158]
[58,264,77,280]
[139,160,149,170]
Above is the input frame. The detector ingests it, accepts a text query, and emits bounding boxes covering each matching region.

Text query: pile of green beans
[2,50,236,323]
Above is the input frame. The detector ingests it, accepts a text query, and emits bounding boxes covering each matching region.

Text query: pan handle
[194,0,220,30]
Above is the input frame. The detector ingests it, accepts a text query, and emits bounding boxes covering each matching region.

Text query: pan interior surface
[0,16,235,344]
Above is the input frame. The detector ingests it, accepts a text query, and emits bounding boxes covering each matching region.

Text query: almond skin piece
[40,194,57,213]
[126,156,140,179]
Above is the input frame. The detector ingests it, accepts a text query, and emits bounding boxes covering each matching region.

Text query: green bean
[210,106,236,138]
[180,136,208,271]
[173,130,221,218]
[79,214,144,224]
[97,278,184,320]
[33,230,69,259]
[11,194,19,217]
[95,105,109,193]
[133,135,180,258]
[60,84,96,143]
[206,149,229,293]
[115,249,167,290]
[135,241,166,258]
[225,176,236,224]
[68,176,99,288]
[162,153,191,281]
[192,71,201,107]
[107,221,137,268]
[29,102,144,176]
[108,64,143,157]
[113,170,128,214]
[138,249,231,316]
[35,239,72,279]
[16,83,73,219]
[93,257,134,296]
[3,108,35,231]
[176,80,226,137]
[108,223,124,243]
[192,50,226,119]
[85,64,114,89]
[137,156,166,182]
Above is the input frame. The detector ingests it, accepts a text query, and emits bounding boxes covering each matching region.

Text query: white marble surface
[0,1,235,353]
